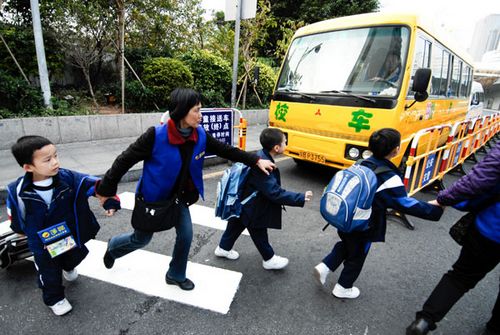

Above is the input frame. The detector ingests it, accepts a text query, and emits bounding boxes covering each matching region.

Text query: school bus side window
[440,51,451,96]
[460,65,472,98]
[430,44,444,97]
[408,35,431,97]
[449,57,462,97]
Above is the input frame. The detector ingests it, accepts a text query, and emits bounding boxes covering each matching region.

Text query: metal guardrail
[403,112,500,196]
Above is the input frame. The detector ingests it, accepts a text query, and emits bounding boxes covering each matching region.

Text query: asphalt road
[1,153,498,335]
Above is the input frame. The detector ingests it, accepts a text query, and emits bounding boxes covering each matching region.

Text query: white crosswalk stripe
[78,240,242,314]
[1,206,244,314]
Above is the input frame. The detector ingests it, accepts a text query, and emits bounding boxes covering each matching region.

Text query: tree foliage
[142,57,193,108]
[125,0,207,55]
[180,50,231,106]
[260,0,379,62]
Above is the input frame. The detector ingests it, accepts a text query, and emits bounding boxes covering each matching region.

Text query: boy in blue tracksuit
[314,128,443,299]
[214,128,313,270]
[6,136,119,316]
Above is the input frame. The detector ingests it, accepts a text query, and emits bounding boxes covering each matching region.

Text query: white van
[466,81,484,119]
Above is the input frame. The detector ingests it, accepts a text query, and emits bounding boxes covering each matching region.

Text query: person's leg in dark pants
[411,225,500,333]
[107,229,154,259]
[60,246,89,272]
[219,218,246,251]
[167,204,193,282]
[322,240,347,273]
[336,232,371,289]
[34,252,65,306]
[247,227,274,261]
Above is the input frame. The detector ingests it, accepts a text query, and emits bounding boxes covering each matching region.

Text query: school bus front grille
[279,124,370,142]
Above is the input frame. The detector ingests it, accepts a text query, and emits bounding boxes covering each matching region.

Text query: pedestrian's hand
[104,209,116,217]
[95,193,111,206]
[256,159,276,175]
[305,191,313,201]
[428,199,443,207]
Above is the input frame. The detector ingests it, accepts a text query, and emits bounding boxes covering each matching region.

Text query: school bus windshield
[276,26,410,98]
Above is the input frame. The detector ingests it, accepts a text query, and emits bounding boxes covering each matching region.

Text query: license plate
[299,151,326,164]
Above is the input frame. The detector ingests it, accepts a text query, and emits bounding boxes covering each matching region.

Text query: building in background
[470,14,500,110]
[469,14,500,62]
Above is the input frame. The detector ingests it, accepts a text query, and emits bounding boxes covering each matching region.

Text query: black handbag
[449,212,474,246]
[131,194,181,232]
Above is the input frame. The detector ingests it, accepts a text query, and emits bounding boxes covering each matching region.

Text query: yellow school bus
[268,12,474,169]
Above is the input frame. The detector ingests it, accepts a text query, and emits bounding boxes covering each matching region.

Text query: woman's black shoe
[165,275,195,291]
[103,250,115,269]
[406,318,431,335]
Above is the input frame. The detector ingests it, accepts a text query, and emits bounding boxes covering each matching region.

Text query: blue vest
[140,124,206,202]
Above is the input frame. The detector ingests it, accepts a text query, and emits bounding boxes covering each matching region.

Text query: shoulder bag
[131,194,181,232]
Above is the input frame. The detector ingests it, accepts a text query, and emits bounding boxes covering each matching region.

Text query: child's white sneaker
[214,246,240,260]
[314,262,330,286]
[262,255,288,270]
[63,269,78,282]
[332,283,360,299]
[49,298,73,316]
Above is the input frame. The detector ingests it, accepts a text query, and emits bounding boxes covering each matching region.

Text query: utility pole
[230,0,241,108]
[30,0,52,108]
[116,0,125,113]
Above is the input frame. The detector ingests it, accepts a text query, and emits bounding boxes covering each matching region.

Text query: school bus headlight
[347,147,360,159]
[362,150,373,159]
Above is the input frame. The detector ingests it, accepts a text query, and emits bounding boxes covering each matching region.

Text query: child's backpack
[320,162,390,232]
[215,162,258,221]
[0,229,32,269]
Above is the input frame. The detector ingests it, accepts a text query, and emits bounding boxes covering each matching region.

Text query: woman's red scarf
[167,118,198,144]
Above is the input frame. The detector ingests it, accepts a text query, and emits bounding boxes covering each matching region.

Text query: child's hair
[260,128,285,151]
[168,88,202,122]
[368,128,401,159]
[11,135,53,167]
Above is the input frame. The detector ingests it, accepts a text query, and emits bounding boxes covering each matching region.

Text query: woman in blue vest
[96,88,275,290]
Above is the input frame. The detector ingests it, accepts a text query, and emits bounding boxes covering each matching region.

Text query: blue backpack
[320,163,390,232]
[215,163,258,220]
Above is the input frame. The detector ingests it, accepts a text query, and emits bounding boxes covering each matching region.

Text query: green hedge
[180,50,231,107]
[142,57,193,109]
[0,71,44,118]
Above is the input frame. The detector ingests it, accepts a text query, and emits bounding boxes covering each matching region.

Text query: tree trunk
[83,68,99,111]
[116,0,125,113]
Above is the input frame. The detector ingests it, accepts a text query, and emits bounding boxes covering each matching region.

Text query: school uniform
[219,149,305,261]
[322,156,443,288]
[7,169,100,306]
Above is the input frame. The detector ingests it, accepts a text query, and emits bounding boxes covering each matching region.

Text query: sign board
[159,108,235,159]
[452,142,463,166]
[201,108,234,157]
[421,153,437,186]
[225,0,256,21]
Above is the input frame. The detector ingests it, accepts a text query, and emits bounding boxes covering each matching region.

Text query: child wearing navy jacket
[314,128,443,299]
[215,128,313,270]
[6,136,119,316]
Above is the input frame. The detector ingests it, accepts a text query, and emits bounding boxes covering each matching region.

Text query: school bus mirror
[414,91,429,102]
[411,68,431,94]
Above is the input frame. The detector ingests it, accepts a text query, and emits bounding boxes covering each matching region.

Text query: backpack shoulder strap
[373,165,392,175]
[359,158,392,175]
[15,179,26,221]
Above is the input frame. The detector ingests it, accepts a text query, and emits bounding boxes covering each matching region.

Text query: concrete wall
[0,109,268,150]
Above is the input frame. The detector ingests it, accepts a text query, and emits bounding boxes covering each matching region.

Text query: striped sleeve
[376,174,443,221]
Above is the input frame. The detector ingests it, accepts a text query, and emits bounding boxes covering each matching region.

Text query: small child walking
[6,136,119,315]
[214,128,313,269]
[314,128,443,299]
